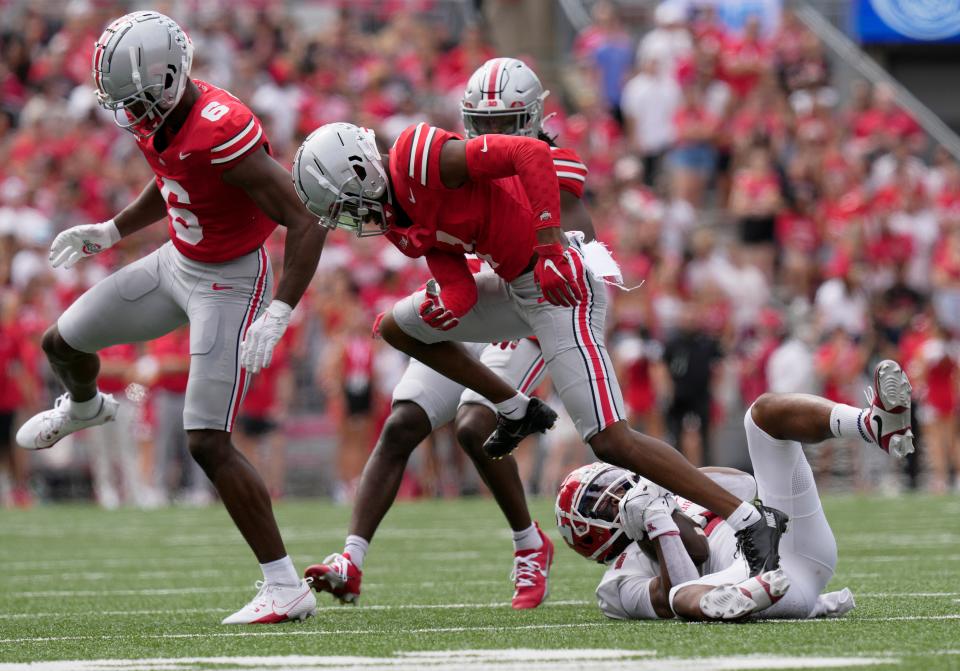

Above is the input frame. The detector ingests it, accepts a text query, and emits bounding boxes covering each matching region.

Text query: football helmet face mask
[555,463,637,564]
[92,11,194,140]
[461,57,549,139]
[293,123,391,237]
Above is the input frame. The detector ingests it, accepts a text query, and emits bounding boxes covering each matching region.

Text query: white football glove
[49,220,121,269]
[240,300,292,373]
[619,477,677,541]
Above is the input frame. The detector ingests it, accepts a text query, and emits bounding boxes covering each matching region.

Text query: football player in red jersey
[302,59,593,609]
[294,76,789,583]
[15,12,325,624]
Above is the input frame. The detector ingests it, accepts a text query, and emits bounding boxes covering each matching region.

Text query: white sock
[69,392,103,420]
[830,404,872,444]
[495,393,530,419]
[512,524,543,553]
[260,555,299,587]
[725,501,761,532]
[344,535,369,570]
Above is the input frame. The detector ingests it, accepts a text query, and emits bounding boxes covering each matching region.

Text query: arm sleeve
[425,250,478,317]
[551,147,588,199]
[464,134,561,232]
[596,575,661,620]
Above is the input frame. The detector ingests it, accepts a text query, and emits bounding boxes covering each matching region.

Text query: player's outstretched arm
[223,147,328,373]
[49,179,166,269]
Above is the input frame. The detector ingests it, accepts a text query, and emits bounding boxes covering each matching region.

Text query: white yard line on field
[0,600,592,620]
[0,651,901,671]
[12,580,511,598]
[2,614,960,645]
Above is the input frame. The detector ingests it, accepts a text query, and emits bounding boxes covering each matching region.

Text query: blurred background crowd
[1,0,957,509]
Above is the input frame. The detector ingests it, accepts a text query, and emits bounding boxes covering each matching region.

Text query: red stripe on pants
[569,250,616,427]
[228,247,268,431]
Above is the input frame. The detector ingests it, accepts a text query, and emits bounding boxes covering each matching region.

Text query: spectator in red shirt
[911,320,958,493]
[0,291,37,507]
[235,337,293,501]
[667,84,719,207]
[729,142,784,279]
[932,225,960,335]
[719,14,771,99]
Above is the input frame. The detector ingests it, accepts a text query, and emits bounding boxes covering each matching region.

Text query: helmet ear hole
[353,164,367,182]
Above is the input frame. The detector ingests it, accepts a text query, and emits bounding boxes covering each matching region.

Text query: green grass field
[1,494,958,670]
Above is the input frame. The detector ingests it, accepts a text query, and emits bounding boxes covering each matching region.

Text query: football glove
[49,220,121,269]
[534,243,582,307]
[619,477,678,541]
[240,300,292,373]
[419,279,461,331]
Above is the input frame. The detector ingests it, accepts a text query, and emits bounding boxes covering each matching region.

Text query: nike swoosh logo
[179,151,192,160]
[211,283,233,291]
[408,188,416,204]
[272,589,311,613]
[872,414,883,443]
[481,135,488,153]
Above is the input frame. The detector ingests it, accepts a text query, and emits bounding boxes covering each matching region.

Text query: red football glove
[534,243,582,307]
[419,280,461,331]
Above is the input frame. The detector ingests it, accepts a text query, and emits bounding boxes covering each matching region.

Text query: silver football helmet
[461,57,549,138]
[293,123,390,237]
[92,11,194,139]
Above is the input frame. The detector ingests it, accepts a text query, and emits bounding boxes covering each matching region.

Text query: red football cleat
[862,360,914,458]
[511,523,554,610]
[304,552,362,604]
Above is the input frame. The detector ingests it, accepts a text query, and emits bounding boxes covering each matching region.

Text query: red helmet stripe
[486,58,503,102]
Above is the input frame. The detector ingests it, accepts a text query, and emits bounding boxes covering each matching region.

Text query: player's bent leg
[16,325,121,450]
[455,403,553,609]
[589,420,787,576]
[307,403,432,604]
[18,249,187,450]
[456,404,531,530]
[672,568,791,621]
[349,401,434,540]
[742,404,838,618]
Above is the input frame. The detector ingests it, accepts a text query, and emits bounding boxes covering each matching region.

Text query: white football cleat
[699,568,790,620]
[16,393,119,450]
[221,579,317,624]
[863,360,915,458]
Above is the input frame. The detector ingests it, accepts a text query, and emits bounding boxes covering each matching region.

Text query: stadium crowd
[0,0,957,508]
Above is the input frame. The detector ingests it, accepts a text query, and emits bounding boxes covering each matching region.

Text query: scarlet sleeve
[425,250,478,317]
[464,134,561,232]
[551,147,588,199]
[204,106,269,172]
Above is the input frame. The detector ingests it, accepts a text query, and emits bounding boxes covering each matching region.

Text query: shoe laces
[511,552,542,588]
[248,580,270,609]
[39,394,71,439]
[321,553,352,581]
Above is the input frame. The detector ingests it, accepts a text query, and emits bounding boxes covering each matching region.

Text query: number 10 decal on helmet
[461,57,549,139]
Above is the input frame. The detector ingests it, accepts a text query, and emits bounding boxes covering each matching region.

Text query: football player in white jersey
[557,360,914,621]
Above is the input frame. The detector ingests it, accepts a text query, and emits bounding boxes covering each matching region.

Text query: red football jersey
[136,80,276,263]
[385,123,584,281]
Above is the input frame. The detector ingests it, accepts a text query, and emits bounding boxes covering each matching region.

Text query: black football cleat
[736,503,789,576]
[483,397,558,459]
